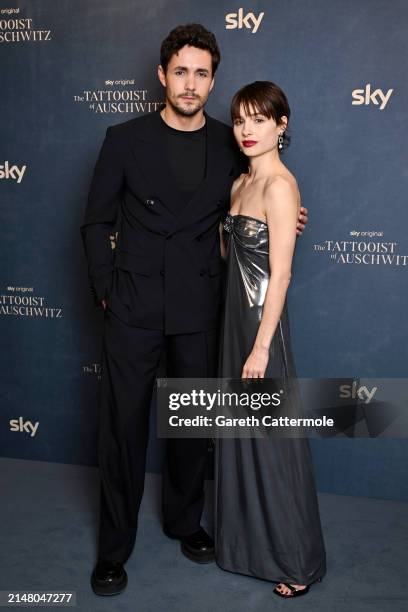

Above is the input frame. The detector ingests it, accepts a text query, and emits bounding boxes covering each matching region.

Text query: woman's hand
[241,346,269,378]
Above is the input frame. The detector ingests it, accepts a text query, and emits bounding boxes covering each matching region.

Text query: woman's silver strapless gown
[215,213,326,585]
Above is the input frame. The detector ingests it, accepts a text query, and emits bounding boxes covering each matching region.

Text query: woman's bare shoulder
[263,171,300,205]
[231,172,247,195]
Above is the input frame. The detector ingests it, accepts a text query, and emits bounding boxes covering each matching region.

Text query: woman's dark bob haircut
[160,23,221,76]
[231,81,291,150]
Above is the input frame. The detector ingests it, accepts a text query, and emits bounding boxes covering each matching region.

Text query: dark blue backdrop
[1,0,407,501]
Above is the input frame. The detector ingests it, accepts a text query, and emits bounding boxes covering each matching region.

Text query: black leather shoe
[163,526,215,563]
[90,559,128,596]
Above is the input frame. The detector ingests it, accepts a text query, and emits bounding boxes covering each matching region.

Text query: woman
[215,81,326,598]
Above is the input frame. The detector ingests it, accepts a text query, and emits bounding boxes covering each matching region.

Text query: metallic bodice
[220,212,294,380]
[223,213,270,311]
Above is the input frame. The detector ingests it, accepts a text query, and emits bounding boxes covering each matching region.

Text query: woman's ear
[279,115,288,131]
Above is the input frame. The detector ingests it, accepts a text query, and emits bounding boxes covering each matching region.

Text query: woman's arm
[241,177,299,378]
[219,222,227,259]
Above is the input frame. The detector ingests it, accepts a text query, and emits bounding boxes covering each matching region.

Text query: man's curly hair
[160,23,221,75]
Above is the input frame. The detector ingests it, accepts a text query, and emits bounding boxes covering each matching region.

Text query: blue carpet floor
[1,457,407,611]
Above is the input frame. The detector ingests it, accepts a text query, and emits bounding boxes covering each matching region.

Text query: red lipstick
[242,140,257,148]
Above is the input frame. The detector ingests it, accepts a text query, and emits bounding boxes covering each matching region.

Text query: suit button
[145,199,155,206]
[217,199,224,207]
[199,269,206,276]
[160,269,165,276]
[166,234,172,240]
[195,236,202,242]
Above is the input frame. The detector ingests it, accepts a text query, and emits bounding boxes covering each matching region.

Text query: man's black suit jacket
[80,109,245,334]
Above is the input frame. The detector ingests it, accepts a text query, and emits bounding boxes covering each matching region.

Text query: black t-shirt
[159,114,207,210]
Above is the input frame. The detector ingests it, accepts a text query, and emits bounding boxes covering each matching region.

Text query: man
[81,23,308,596]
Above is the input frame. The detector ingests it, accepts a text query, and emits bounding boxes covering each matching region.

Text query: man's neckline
[159,110,206,134]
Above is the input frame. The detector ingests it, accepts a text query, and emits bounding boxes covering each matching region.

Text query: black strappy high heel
[273,577,322,598]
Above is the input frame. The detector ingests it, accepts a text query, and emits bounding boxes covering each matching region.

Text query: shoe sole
[180,542,215,564]
[91,574,128,596]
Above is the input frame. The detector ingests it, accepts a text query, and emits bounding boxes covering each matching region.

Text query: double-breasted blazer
[80,109,245,334]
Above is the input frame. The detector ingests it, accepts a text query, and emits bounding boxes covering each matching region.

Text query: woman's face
[232,103,287,158]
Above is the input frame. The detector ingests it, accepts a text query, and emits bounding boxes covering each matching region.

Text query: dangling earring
[278,133,284,150]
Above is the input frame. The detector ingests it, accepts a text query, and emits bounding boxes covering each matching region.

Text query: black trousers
[97,308,218,563]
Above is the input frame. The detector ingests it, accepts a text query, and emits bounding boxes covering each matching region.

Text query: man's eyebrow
[172,65,210,73]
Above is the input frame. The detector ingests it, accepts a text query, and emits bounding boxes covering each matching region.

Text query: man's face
[158,45,214,117]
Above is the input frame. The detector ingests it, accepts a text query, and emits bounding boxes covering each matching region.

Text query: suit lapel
[130,110,179,216]
[169,113,233,233]
[130,110,233,229]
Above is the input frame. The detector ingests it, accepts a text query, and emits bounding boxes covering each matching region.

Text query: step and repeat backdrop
[1,0,407,501]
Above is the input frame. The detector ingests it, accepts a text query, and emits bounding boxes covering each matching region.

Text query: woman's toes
[277,584,291,595]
